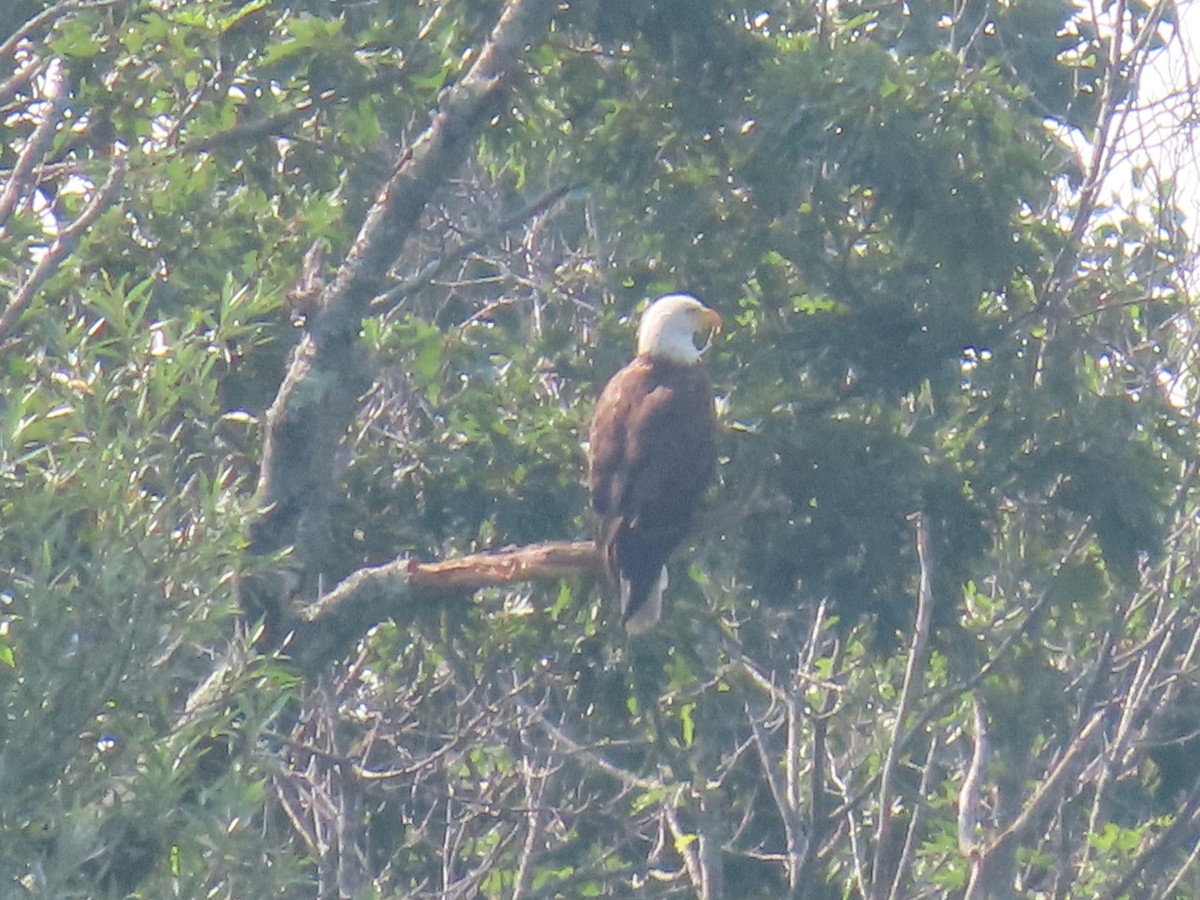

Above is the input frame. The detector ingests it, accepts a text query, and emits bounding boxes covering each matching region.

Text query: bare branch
[870,511,935,898]
[747,702,806,890]
[799,615,840,892]
[958,693,987,855]
[511,750,551,900]
[522,696,661,794]
[888,732,938,900]
[660,796,706,898]
[986,709,1108,859]
[959,694,990,900]
[407,540,602,594]
[374,182,580,311]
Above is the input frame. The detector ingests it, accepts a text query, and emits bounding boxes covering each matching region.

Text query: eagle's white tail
[620,565,669,635]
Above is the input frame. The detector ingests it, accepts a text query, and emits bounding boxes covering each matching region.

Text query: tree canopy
[2,0,1199,897]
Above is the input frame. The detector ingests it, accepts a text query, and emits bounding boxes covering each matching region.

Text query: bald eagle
[588,294,721,634]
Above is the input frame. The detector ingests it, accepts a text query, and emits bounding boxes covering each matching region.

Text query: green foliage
[2,0,1198,895]
[0,258,283,890]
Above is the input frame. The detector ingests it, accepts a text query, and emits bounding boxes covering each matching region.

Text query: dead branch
[888,732,938,900]
[408,540,602,594]
[958,693,987,855]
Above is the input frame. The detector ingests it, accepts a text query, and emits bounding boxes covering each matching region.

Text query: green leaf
[680,702,696,747]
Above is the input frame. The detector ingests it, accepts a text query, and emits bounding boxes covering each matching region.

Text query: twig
[511,751,550,900]
[0,57,66,229]
[0,150,127,341]
[373,182,579,311]
[0,0,120,63]
[520,696,661,793]
[747,703,806,891]
[888,732,938,900]
[870,511,935,898]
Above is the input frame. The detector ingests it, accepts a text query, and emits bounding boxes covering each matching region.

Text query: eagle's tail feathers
[620,565,668,635]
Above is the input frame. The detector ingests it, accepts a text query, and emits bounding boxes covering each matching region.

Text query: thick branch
[407,540,602,594]
[248,0,558,623]
[287,541,602,671]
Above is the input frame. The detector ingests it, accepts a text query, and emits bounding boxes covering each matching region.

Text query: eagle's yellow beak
[697,307,722,354]
[701,307,723,334]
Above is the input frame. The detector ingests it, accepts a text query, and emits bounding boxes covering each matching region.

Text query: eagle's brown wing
[588,357,715,630]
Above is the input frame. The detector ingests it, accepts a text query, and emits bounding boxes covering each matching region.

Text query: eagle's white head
[636,293,723,365]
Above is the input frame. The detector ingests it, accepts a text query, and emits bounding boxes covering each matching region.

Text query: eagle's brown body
[589,355,716,632]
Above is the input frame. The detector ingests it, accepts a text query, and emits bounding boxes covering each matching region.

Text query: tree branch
[0,57,65,230]
[246,0,558,635]
[0,0,119,63]
[373,182,580,311]
[0,149,127,342]
[985,709,1108,860]
[286,541,601,671]
[870,511,934,898]
[1106,780,1200,900]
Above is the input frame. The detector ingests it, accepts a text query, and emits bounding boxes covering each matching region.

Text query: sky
[1125,0,1200,233]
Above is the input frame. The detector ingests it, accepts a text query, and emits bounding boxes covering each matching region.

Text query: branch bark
[245,0,558,639]
[286,541,602,671]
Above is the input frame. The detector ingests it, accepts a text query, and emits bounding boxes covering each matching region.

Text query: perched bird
[588,294,721,634]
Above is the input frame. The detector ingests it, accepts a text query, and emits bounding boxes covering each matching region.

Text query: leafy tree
[2,0,1198,897]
